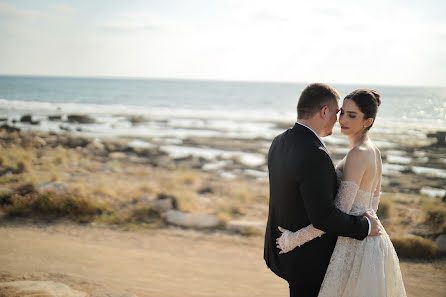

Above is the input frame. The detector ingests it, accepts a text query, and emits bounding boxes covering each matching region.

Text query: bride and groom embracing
[264,83,406,297]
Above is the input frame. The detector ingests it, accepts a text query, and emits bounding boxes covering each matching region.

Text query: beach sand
[0,220,445,297]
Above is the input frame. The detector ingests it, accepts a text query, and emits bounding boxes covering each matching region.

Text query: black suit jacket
[264,123,369,287]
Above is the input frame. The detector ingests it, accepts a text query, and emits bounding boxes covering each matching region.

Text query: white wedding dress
[279,169,407,297]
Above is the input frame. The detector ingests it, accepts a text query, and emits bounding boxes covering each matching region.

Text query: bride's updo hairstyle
[344,89,381,131]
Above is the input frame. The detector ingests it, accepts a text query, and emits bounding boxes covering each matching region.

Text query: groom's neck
[297,118,324,137]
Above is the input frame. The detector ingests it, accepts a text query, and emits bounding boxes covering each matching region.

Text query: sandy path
[0,221,445,297]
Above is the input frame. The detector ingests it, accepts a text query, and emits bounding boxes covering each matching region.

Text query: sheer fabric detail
[316,179,406,296]
[372,193,381,213]
[318,228,406,297]
[335,181,359,213]
[279,169,406,296]
[277,181,359,252]
[277,225,324,253]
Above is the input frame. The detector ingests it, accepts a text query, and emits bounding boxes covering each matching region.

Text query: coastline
[0,124,445,238]
[0,115,445,296]
[1,111,445,196]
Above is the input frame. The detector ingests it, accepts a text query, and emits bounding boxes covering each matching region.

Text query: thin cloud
[97,12,175,33]
[0,1,72,23]
[314,7,343,17]
[250,11,290,23]
[0,2,48,20]
[49,4,76,15]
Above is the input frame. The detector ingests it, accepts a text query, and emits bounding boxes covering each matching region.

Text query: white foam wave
[0,98,294,123]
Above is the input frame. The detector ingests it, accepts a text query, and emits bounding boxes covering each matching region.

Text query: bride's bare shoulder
[343,147,367,173]
[345,143,376,167]
[346,144,370,158]
[373,143,382,158]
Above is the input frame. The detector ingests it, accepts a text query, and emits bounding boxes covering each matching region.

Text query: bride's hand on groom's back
[364,211,382,237]
[276,226,292,254]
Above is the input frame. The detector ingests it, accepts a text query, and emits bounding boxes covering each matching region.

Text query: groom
[264,83,381,297]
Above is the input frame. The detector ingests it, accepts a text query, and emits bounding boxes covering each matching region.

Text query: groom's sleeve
[299,148,369,240]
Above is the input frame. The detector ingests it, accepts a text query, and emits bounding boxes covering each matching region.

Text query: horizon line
[0,73,445,89]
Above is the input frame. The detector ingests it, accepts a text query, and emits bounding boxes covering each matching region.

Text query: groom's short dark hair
[297,83,340,119]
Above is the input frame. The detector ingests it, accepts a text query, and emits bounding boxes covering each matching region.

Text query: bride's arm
[372,149,382,213]
[372,175,381,213]
[277,149,366,253]
[335,147,367,212]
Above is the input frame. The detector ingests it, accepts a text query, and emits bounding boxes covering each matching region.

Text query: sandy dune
[0,221,445,297]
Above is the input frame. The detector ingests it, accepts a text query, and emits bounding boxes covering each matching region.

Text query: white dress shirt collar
[296,121,325,146]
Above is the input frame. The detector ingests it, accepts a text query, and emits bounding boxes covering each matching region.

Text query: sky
[0,0,445,86]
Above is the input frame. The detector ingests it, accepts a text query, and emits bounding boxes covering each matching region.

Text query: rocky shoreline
[0,115,445,256]
[0,126,269,235]
[1,112,445,197]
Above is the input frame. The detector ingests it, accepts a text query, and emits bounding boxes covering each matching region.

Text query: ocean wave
[0,98,295,123]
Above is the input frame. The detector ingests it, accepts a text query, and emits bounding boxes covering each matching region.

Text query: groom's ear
[320,106,329,120]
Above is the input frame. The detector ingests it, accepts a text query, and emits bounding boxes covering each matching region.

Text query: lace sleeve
[277,181,360,253]
[277,225,325,253]
[372,192,381,213]
[335,181,359,213]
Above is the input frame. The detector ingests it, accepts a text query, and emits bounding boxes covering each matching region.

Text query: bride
[276,89,407,297]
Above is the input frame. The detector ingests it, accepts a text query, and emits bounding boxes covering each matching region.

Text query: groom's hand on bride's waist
[364,211,382,237]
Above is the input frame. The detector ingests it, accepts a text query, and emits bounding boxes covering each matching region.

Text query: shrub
[175,191,197,212]
[131,206,162,224]
[424,206,446,233]
[16,183,35,195]
[0,145,35,169]
[15,161,30,173]
[4,191,104,223]
[377,197,393,219]
[97,206,164,228]
[216,207,232,225]
[173,170,199,185]
[0,192,12,206]
[239,227,264,236]
[216,200,245,218]
[391,235,438,259]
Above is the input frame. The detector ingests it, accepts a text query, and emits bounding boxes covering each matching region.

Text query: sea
[0,75,445,196]
[1,75,446,129]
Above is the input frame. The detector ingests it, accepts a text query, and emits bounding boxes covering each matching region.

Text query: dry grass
[391,235,438,259]
[1,131,446,259]
[106,159,121,173]
[225,182,257,204]
[0,192,12,206]
[175,191,198,212]
[97,206,164,228]
[0,144,36,168]
[0,139,220,226]
[173,169,200,185]
[0,145,35,177]
[3,190,106,223]
[423,201,446,234]
[216,201,244,224]
[239,227,264,236]
[377,196,394,219]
